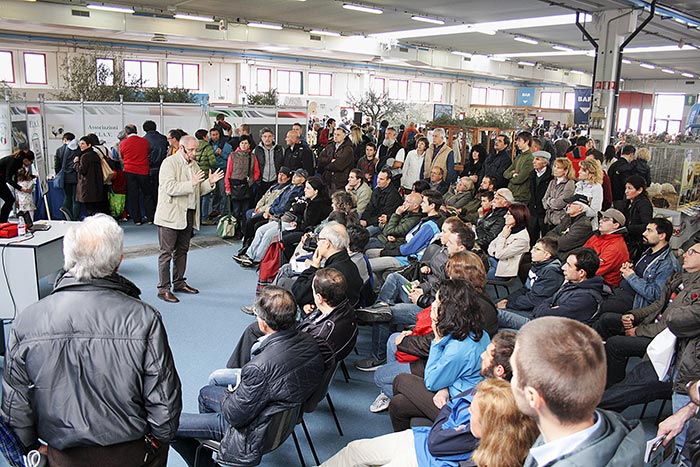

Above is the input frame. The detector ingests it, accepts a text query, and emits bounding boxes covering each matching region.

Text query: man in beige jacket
[154,135,224,303]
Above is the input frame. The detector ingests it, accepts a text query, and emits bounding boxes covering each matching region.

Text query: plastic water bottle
[18,216,26,236]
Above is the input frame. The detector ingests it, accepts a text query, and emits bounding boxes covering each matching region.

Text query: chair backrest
[260,404,303,454]
[303,361,339,414]
[517,252,532,284]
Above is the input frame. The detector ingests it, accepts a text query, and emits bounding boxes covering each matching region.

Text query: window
[23,52,47,84]
[308,72,332,96]
[617,108,628,132]
[433,83,443,102]
[0,51,14,83]
[96,58,114,86]
[412,81,430,101]
[540,92,561,109]
[628,108,640,133]
[564,92,575,110]
[641,109,653,134]
[124,60,158,87]
[486,88,504,106]
[256,68,271,93]
[653,93,685,135]
[387,79,408,100]
[277,70,302,95]
[167,62,199,89]
[372,77,385,94]
[471,87,486,105]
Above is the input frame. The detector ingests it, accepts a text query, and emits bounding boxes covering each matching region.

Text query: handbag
[647,327,677,381]
[398,258,424,282]
[216,196,237,239]
[95,147,114,185]
[229,179,251,200]
[53,169,65,189]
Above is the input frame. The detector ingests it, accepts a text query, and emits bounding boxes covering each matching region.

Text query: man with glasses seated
[497,247,603,330]
[582,208,629,288]
[154,135,224,303]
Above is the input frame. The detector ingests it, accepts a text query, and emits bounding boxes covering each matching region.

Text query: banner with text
[517,87,535,106]
[574,88,592,125]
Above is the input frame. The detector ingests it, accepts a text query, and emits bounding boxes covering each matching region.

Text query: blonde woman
[575,158,604,225]
[542,157,576,231]
[319,378,538,467]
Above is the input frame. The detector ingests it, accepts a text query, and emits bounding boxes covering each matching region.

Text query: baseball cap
[600,208,626,226]
[563,193,591,206]
[495,188,515,204]
[294,168,309,178]
[279,166,293,177]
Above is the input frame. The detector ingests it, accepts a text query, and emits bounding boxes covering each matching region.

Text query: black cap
[279,166,292,177]
[294,168,309,178]
[563,193,591,206]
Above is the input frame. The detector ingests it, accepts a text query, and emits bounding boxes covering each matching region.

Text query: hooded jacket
[1,272,182,450]
[506,257,564,311]
[532,275,604,325]
[523,409,645,467]
[583,228,630,287]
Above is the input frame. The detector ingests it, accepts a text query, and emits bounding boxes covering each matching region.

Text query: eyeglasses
[532,246,546,253]
[317,237,329,243]
[184,146,198,153]
[601,217,613,223]
[686,248,700,256]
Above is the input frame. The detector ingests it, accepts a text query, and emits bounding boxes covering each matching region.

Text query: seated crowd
[5,120,699,467]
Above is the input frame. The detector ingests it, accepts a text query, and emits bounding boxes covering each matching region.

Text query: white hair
[63,214,124,281]
[320,222,349,251]
[180,134,197,146]
[433,128,446,137]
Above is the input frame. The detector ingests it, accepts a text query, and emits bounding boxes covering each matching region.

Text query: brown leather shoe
[174,284,200,294]
[158,291,180,303]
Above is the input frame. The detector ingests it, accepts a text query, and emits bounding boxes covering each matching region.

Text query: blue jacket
[507,258,564,311]
[211,140,233,171]
[424,332,490,398]
[624,246,681,309]
[395,215,442,266]
[269,184,304,216]
[532,275,604,325]
[413,392,479,467]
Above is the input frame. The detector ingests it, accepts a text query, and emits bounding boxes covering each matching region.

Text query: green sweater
[504,150,534,202]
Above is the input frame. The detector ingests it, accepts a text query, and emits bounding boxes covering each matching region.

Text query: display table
[0,220,76,320]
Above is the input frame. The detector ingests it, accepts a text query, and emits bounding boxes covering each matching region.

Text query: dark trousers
[149,169,160,205]
[606,335,652,387]
[61,182,81,220]
[599,359,673,412]
[226,321,264,369]
[157,209,194,294]
[0,180,15,222]
[528,212,548,245]
[282,230,304,262]
[48,438,168,467]
[389,373,439,432]
[125,172,155,223]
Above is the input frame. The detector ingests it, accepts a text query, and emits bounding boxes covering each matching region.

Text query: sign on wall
[517,87,535,106]
[574,89,592,125]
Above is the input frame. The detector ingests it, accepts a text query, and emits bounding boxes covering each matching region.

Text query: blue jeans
[371,304,421,361]
[497,308,533,330]
[172,412,229,467]
[200,192,212,221]
[374,332,411,397]
[366,225,382,237]
[673,392,692,454]
[486,256,505,280]
[377,272,410,305]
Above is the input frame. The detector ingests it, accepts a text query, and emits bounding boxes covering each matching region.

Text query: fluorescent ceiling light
[514,36,538,45]
[552,45,573,52]
[571,70,584,74]
[343,3,383,14]
[489,56,507,62]
[173,13,214,22]
[86,4,134,13]
[411,15,444,25]
[621,58,632,64]
[625,44,696,53]
[682,72,695,78]
[661,68,675,74]
[674,18,687,25]
[248,22,283,30]
[639,63,656,69]
[493,50,593,59]
[371,13,591,41]
[451,51,472,57]
[518,61,535,66]
[310,29,341,36]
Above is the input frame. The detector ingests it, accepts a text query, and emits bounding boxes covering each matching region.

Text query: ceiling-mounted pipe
[610,0,657,140]
[575,11,598,103]
[621,0,700,28]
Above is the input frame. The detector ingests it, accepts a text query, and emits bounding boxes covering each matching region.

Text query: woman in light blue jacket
[389,279,490,431]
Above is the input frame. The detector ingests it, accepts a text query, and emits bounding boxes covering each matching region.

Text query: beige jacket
[487,227,530,277]
[154,151,213,230]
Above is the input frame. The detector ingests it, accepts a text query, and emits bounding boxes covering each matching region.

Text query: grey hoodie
[523,409,645,467]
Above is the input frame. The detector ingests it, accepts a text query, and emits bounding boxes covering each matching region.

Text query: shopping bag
[217,196,237,238]
[108,191,126,218]
[647,327,677,381]
[256,220,284,296]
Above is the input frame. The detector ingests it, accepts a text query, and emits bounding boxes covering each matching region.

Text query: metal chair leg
[291,428,307,467]
[656,399,668,425]
[301,417,320,465]
[340,360,350,383]
[326,393,343,436]
[640,401,649,419]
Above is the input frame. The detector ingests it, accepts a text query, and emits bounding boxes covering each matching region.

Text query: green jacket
[504,149,534,202]
[378,211,422,244]
[195,139,217,174]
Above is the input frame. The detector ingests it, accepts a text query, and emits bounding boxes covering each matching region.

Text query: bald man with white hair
[154,134,224,303]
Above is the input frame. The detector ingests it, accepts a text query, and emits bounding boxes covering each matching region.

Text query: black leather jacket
[2,271,182,450]
[218,329,324,466]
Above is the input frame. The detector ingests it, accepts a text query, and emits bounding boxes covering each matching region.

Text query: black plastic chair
[487,252,530,299]
[194,404,307,467]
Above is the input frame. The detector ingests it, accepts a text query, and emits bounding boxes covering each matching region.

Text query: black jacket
[0,155,24,189]
[293,250,364,307]
[144,130,169,170]
[616,195,653,258]
[529,166,553,217]
[280,144,315,175]
[2,272,182,450]
[475,207,507,251]
[298,298,358,366]
[218,329,324,466]
[506,257,564,311]
[608,157,634,201]
[532,275,604,324]
[53,142,80,184]
[360,185,403,227]
[482,149,511,189]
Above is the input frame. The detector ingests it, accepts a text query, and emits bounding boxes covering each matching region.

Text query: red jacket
[566,146,587,177]
[583,231,629,287]
[119,135,150,175]
[396,307,432,363]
